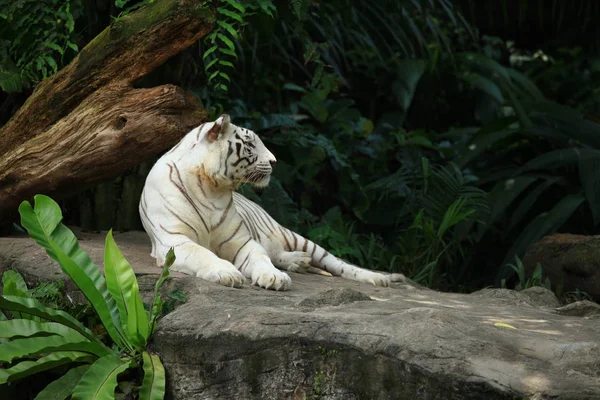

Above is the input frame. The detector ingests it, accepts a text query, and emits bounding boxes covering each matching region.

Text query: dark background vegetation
[2,0,600,294]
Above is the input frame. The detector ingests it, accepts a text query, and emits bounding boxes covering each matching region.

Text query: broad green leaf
[2,271,30,319]
[518,148,600,174]
[139,351,166,400]
[0,335,108,363]
[0,351,94,384]
[0,295,99,344]
[499,193,585,280]
[460,52,510,81]
[392,59,426,112]
[104,230,148,344]
[507,177,561,231]
[2,270,28,293]
[476,116,519,135]
[460,52,533,128]
[506,68,545,102]
[0,319,88,342]
[526,100,583,120]
[496,78,533,129]
[18,195,128,350]
[55,247,128,347]
[488,175,540,225]
[34,365,90,400]
[126,282,148,348]
[533,112,600,149]
[462,72,503,103]
[71,355,132,400]
[456,128,517,168]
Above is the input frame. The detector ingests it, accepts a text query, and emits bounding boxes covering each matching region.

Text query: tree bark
[0,0,215,221]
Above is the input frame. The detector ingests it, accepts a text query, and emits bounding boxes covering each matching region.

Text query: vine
[203,0,276,95]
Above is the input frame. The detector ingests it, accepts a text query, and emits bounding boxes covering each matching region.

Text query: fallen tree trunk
[0,0,214,222]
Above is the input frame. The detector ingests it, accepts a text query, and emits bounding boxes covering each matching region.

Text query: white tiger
[139,114,404,290]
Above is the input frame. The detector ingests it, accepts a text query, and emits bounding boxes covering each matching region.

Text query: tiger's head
[198,114,276,189]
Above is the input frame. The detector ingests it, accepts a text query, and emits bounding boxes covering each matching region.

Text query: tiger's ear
[206,114,231,143]
[219,114,231,128]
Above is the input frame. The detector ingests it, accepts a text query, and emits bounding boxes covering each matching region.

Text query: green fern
[203,0,247,95]
[203,0,276,95]
[366,158,488,286]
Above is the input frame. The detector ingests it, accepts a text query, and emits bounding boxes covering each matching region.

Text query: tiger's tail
[281,226,406,286]
[283,227,364,279]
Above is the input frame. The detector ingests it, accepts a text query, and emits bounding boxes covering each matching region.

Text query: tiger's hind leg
[272,251,333,276]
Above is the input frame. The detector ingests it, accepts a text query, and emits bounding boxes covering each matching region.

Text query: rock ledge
[1,229,600,399]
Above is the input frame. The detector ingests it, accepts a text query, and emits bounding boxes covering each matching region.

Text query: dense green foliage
[1,0,600,293]
[0,195,172,399]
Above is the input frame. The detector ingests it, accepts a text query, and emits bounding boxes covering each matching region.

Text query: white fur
[139,114,405,290]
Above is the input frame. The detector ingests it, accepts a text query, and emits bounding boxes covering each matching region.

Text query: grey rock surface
[555,300,600,317]
[522,233,600,301]
[1,230,600,399]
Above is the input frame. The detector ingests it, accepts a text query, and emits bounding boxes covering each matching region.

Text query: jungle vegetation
[1,0,600,294]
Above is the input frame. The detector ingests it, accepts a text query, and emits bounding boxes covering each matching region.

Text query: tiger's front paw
[251,263,292,291]
[200,260,245,288]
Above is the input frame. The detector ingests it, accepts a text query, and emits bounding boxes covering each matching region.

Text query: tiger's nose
[269,159,277,168]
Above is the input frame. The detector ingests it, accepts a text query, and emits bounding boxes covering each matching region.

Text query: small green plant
[0,195,174,399]
[158,289,187,318]
[312,368,325,399]
[318,346,338,361]
[311,346,338,399]
[503,255,551,291]
[564,289,593,303]
[30,280,66,309]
